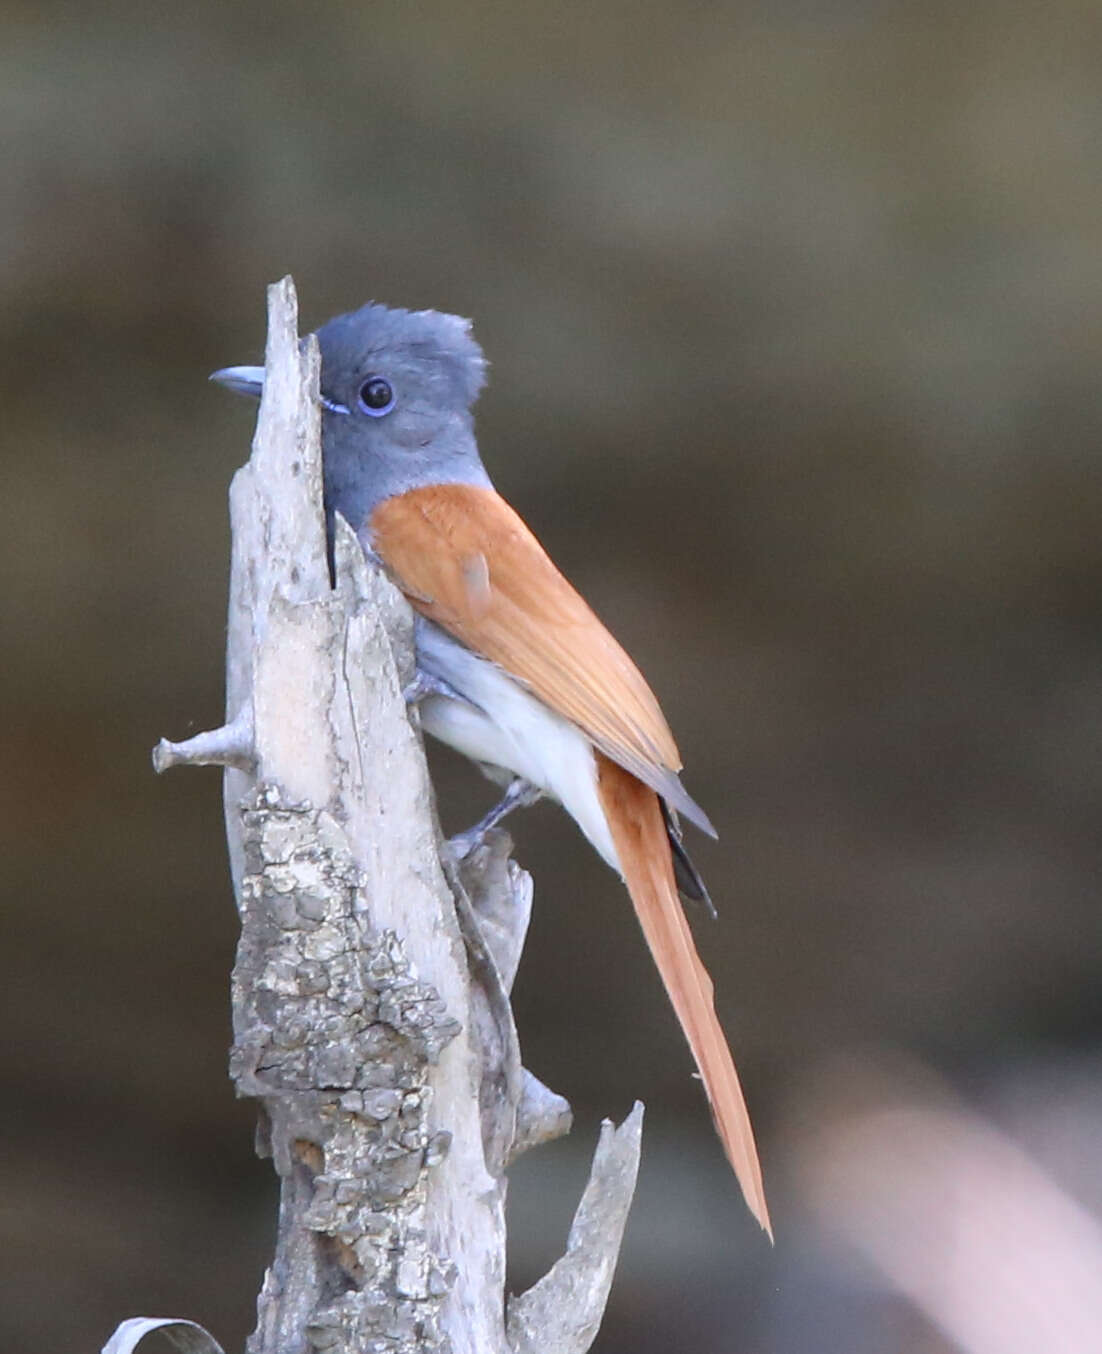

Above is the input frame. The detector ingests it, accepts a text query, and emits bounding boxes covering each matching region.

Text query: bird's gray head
[212,301,492,541]
[316,302,492,537]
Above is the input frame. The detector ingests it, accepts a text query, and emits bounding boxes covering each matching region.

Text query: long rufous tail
[595,753,772,1239]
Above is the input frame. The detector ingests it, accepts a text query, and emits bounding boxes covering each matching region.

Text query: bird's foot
[448,777,543,859]
[402,668,469,707]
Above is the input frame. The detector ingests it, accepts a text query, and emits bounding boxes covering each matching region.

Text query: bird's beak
[209,365,265,399]
[210,362,349,415]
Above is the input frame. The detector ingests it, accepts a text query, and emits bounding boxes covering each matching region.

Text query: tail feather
[596,754,772,1239]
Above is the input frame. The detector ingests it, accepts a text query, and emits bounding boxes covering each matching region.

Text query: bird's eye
[357,376,396,416]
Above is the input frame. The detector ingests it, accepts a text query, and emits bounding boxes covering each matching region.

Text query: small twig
[152,705,254,774]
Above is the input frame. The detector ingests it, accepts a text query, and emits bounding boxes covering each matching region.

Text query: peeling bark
[140,276,642,1354]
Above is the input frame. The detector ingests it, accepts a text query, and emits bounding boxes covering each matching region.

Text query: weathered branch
[506,1102,644,1354]
[111,276,642,1354]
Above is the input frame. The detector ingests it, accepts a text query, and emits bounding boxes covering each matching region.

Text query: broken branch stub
[143,275,642,1354]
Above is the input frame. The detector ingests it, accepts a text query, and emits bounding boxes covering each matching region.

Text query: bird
[211,302,771,1237]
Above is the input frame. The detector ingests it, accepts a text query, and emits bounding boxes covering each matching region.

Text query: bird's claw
[447,777,543,858]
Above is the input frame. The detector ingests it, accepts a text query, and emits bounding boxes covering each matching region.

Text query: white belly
[414,620,619,871]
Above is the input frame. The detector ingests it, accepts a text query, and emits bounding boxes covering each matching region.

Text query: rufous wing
[369,483,714,833]
[596,753,771,1236]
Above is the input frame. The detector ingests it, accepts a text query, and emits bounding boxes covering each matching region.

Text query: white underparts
[414,619,621,872]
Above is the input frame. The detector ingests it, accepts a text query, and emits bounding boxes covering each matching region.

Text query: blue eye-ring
[358,376,396,416]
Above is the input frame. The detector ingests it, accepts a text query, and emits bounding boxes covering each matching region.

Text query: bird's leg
[449,777,543,859]
[402,667,471,707]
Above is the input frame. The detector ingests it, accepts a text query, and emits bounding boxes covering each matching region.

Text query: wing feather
[370,484,714,833]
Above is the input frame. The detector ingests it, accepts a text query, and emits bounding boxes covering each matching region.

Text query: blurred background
[4,3,1102,1350]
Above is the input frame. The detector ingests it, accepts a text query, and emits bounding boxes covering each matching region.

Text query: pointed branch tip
[506,1101,644,1354]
